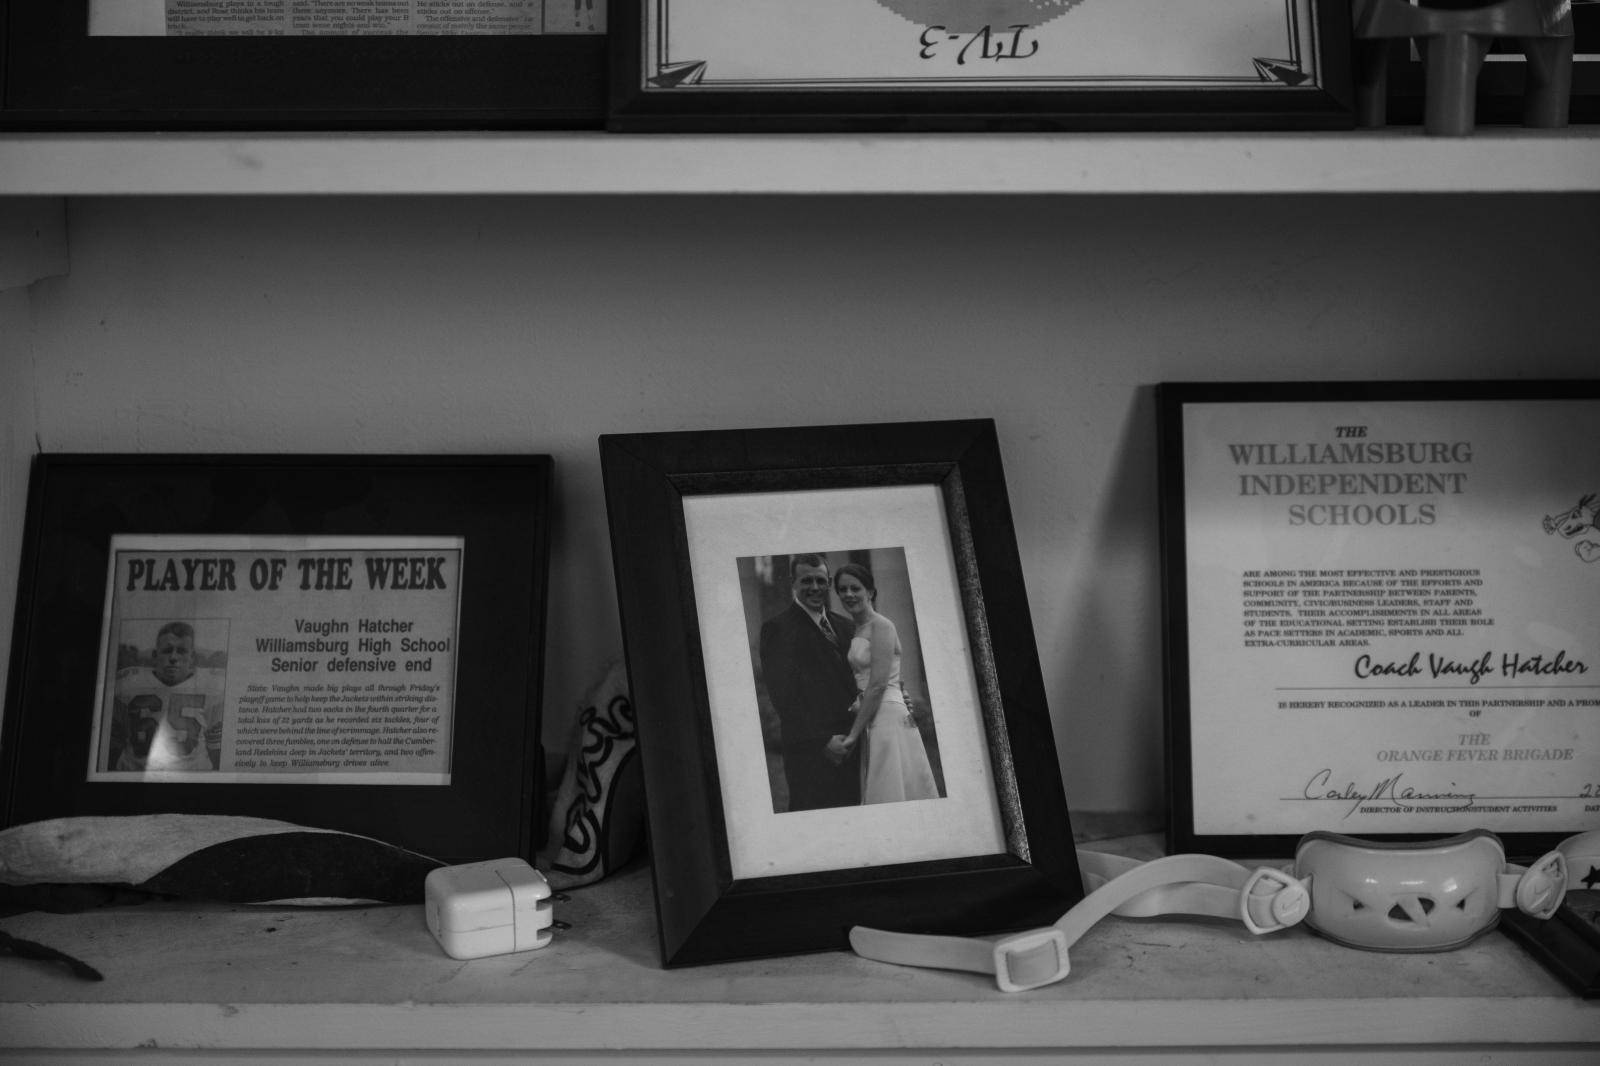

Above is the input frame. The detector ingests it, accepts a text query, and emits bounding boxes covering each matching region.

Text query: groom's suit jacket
[759,600,858,749]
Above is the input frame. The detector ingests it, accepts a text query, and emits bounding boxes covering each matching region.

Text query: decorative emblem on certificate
[609,0,1355,129]
[1158,382,1600,859]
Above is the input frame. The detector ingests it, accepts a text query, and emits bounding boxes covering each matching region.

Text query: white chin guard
[1294,830,1567,952]
[848,828,1585,991]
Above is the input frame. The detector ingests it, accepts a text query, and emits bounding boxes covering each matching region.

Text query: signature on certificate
[1303,767,1478,819]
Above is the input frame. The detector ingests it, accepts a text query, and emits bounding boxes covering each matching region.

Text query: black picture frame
[1158,381,1600,861]
[1381,2,1600,126]
[0,454,552,865]
[1502,890,1600,999]
[608,0,1355,132]
[599,420,1080,966]
[0,2,605,130]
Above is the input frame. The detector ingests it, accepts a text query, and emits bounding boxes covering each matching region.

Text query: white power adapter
[424,857,554,960]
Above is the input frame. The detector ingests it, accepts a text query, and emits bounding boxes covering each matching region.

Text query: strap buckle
[1239,866,1310,934]
[1514,850,1568,919]
[991,928,1070,992]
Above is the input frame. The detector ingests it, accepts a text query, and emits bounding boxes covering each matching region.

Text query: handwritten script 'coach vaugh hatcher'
[1355,649,1590,685]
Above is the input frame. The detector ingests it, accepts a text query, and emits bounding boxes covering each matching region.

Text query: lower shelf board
[3,837,1598,1056]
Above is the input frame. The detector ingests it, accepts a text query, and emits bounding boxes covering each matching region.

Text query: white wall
[12,193,1600,819]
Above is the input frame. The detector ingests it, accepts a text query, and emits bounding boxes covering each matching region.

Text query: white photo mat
[683,485,1007,880]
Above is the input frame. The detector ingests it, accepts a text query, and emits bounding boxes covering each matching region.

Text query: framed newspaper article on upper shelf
[0,455,552,865]
[608,0,1355,131]
[0,2,604,129]
[1158,381,1600,862]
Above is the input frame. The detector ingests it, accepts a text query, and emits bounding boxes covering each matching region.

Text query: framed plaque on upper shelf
[608,0,1355,131]
[0,1,605,130]
[1158,381,1600,861]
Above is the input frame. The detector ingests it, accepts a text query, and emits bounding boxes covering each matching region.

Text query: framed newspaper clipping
[0,2,604,129]
[1159,381,1600,861]
[609,0,1355,131]
[0,454,552,864]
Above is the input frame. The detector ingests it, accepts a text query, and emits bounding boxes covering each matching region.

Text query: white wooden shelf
[1,129,1598,196]
[3,836,1598,1062]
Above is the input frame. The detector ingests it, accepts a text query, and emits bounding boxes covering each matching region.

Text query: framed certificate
[1159,382,1600,860]
[0,2,604,129]
[609,0,1355,131]
[1,455,552,864]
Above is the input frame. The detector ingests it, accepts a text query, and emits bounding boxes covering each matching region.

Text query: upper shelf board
[1,129,1598,195]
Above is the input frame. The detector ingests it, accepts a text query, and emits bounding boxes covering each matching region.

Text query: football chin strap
[848,831,1592,993]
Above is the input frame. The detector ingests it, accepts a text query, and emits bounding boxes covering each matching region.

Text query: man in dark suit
[759,553,861,811]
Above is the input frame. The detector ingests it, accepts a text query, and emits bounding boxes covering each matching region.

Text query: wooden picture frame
[0,454,552,865]
[600,420,1080,966]
[608,0,1355,132]
[1158,381,1600,860]
[0,2,605,130]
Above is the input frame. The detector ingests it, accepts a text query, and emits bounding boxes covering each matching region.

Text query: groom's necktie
[816,613,836,641]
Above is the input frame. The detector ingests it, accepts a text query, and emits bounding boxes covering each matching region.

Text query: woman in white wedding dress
[832,562,941,805]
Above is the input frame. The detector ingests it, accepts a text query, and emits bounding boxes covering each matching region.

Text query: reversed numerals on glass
[918,24,1039,65]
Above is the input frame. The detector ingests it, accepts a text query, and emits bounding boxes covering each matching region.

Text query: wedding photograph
[736,548,946,815]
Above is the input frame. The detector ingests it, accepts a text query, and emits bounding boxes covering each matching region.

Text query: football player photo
[105,620,228,773]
